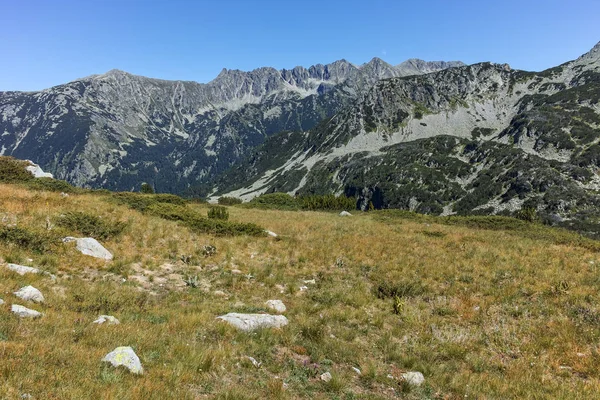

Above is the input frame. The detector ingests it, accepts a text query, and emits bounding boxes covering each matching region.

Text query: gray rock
[93,315,120,325]
[401,371,425,386]
[265,230,278,238]
[6,263,40,275]
[102,346,143,374]
[11,304,42,318]
[265,300,287,313]
[217,313,288,331]
[0,298,4,305]
[339,211,352,217]
[25,162,53,178]
[320,372,332,382]
[14,285,44,303]
[352,367,361,375]
[63,237,113,260]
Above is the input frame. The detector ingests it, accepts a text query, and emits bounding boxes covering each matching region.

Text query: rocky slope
[0,58,462,193]
[213,42,600,235]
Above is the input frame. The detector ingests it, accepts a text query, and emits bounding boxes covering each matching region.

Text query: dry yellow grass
[1,183,600,399]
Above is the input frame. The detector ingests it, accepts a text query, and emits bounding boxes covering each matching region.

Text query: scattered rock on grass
[14,286,44,303]
[11,304,42,318]
[265,230,279,238]
[63,237,113,260]
[0,298,4,305]
[93,315,120,325]
[401,371,424,386]
[320,372,332,382]
[244,356,262,368]
[339,211,352,217]
[217,313,288,332]
[6,263,40,275]
[102,346,143,374]
[352,367,361,375]
[265,300,286,313]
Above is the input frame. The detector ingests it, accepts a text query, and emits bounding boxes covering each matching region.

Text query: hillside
[213,42,600,237]
[0,58,462,194]
[2,161,600,398]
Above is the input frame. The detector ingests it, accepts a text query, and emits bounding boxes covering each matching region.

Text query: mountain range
[1,43,600,235]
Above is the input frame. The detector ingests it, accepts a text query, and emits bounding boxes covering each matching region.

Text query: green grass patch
[55,211,129,240]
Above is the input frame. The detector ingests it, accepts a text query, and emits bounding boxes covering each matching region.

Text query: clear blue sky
[1,0,599,91]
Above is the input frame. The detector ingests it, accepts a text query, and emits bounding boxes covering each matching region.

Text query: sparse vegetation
[2,177,600,399]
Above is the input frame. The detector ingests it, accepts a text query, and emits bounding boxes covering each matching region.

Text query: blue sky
[1,0,599,91]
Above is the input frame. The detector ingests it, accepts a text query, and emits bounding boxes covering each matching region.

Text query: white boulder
[14,286,44,303]
[63,237,113,260]
[339,211,352,217]
[265,300,287,313]
[265,230,278,238]
[93,315,120,325]
[11,304,42,318]
[25,162,53,179]
[320,372,332,382]
[6,263,40,275]
[102,346,143,374]
[217,313,288,332]
[401,371,425,386]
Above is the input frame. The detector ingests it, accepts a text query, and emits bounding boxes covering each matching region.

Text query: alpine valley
[2,43,600,235]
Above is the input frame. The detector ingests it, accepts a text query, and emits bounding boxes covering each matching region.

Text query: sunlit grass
[1,183,599,398]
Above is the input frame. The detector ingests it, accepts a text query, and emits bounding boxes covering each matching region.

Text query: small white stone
[217,313,288,332]
[6,263,40,275]
[63,237,113,260]
[102,346,143,374]
[11,304,42,318]
[352,367,361,375]
[245,356,262,368]
[339,211,352,217]
[401,371,425,386]
[299,286,308,291]
[265,230,278,238]
[0,298,4,305]
[265,300,286,313]
[303,279,316,284]
[14,286,44,303]
[213,290,227,297]
[93,315,120,325]
[231,269,242,275]
[320,372,332,382]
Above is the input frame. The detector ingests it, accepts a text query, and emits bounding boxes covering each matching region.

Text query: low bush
[0,226,58,253]
[110,192,187,212]
[218,196,242,205]
[25,177,80,193]
[248,193,300,210]
[0,156,34,183]
[373,277,426,299]
[55,211,128,240]
[208,206,229,220]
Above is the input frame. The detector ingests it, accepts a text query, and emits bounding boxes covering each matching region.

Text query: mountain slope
[0,58,462,193]
[213,42,600,235]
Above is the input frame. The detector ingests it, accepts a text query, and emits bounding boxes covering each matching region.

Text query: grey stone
[339,211,352,216]
[320,372,332,382]
[102,346,143,374]
[401,371,425,386]
[6,263,40,275]
[63,237,113,260]
[93,315,120,325]
[11,304,42,318]
[0,298,4,305]
[265,300,286,313]
[14,285,44,303]
[217,313,288,331]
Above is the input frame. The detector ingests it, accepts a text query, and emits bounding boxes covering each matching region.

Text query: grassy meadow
[1,183,600,399]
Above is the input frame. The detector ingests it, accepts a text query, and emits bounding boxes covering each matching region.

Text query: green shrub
[248,192,300,210]
[0,156,34,183]
[0,226,58,253]
[299,194,356,211]
[55,211,128,240]
[110,192,187,212]
[208,206,229,220]
[516,207,540,223]
[218,196,242,205]
[25,177,80,193]
[140,183,154,194]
